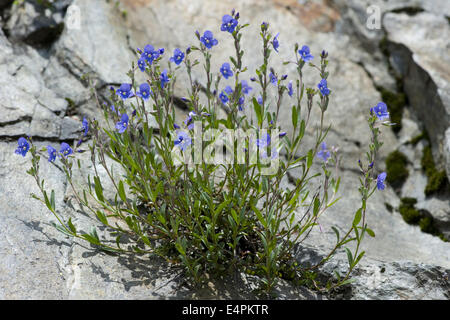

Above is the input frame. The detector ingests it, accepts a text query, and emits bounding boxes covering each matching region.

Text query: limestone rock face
[384,12,450,174]
[0,0,449,299]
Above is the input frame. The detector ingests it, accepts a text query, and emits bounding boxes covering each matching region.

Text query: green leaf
[353,208,362,226]
[93,176,104,202]
[96,210,108,225]
[313,197,320,216]
[252,97,263,127]
[252,205,267,228]
[345,248,353,267]
[299,120,305,140]
[366,228,376,237]
[353,251,366,267]
[307,149,313,168]
[50,190,55,211]
[331,226,340,243]
[67,218,76,233]
[291,106,298,128]
[118,180,126,202]
[82,233,100,246]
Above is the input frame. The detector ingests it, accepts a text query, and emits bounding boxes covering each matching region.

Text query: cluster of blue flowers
[14,11,389,199]
[14,137,73,162]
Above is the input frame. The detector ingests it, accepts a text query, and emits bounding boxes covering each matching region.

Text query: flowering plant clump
[20,11,391,293]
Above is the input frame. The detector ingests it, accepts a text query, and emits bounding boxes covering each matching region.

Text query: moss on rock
[398,198,448,242]
[399,197,421,224]
[421,145,449,196]
[385,150,409,188]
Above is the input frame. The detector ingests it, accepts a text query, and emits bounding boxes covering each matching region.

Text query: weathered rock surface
[5,0,65,45]
[0,0,449,300]
[383,11,450,176]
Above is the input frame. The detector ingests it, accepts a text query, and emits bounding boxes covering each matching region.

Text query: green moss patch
[421,146,449,196]
[399,197,420,224]
[385,150,409,188]
[398,198,448,241]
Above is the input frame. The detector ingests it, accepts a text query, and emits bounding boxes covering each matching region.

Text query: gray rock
[401,168,428,202]
[0,0,449,300]
[416,197,450,239]
[53,0,135,85]
[5,0,65,45]
[384,12,450,172]
[291,167,450,268]
[324,258,450,300]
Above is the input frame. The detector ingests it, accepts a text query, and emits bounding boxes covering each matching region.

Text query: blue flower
[47,145,57,162]
[160,69,170,89]
[377,172,387,190]
[371,102,389,121]
[272,33,280,52]
[261,147,279,160]
[137,83,152,100]
[174,130,192,151]
[288,80,293,97]
[59,142,73,158]
[317,79,330,96]
[241,80,252,95]
[257,96,263,105]
[279,132,287,137]
[298,45,314,62]
[170,48,185,65]
[224,85,233,95]
[184,111,197,129]
[269,72,277,86]
[200,30,218,49]
[116,113,129,133]
[317,142,330,162]
[15,137,29,157]
[138,57,146,72]
[174,123,180,129]
[82,117,89,136]
[221,14,238,33]
[256,133,271,148]
[238,96,245,111]
[220,63,233,79]
[219,91,229,104]
[143,45,156,63]
[116,83,134,100]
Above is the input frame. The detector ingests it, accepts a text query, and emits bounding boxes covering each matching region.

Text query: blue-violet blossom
[47,145,57,162]
[15,137,29,157]
[317,142,330,162]
[137,83,152,100]
[116,83,134,100]
[160,69,170,89]
[272,33,280,52]
[82,117,89,136]
[317,79,330,96]
[200,30,218,49]
[377,172,387,190]
[60,142,73,158]
[170,48,185,65]
[220,14,238,33]
[371,102,389,121]
[116,113,129,133]
[220,63,233,79]
[174,131,192,151]
[298,45,314,62]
